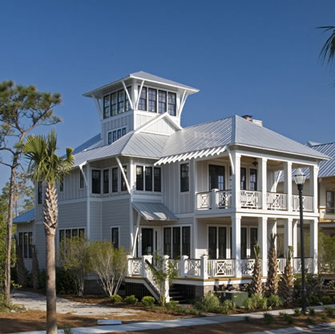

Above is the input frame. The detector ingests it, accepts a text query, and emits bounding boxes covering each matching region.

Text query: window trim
[326,190,335,214]
[18,231,33,259]
[103,86,132,119]
[103,169,109,194]
[59,227,86,246]
[180,163,190,193]
[111,226,120,249]
[92,169,101,194]
[163,225,191,259]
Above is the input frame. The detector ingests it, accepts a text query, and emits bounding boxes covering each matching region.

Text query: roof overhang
[133,202,178,221]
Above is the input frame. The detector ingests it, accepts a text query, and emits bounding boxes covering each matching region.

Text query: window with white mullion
[148,88,157,112]
[158,90,166,113]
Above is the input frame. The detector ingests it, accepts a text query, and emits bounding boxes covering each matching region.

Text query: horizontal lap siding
[102,199,130,249]
[59,170,86,201]
[103,115,133,145]
[90,201,102,241]
[58,201,87,229]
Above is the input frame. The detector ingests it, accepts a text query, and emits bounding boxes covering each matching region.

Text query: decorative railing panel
[293,257,313,274]
[197,192,210,209]
[292,195,313,212]
[208,259,235,277]
[240,191,262,209]
[277,258,286,274]
[267,193,287,211]
[129,258,142,276]
[185,259,201,277]
[218,191,232,208]
[241,259,255,276]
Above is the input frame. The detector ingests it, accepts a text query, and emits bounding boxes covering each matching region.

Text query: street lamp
[294,168,307,314]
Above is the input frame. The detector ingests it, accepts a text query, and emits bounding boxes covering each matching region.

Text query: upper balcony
[196,189,314,212]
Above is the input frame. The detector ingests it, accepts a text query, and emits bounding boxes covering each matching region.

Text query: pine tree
[250,244,263,296]
[279,246,294,306]
[266,233,278,296]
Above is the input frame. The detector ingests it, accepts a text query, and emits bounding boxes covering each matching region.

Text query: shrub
[307,295,320,306]
[165,301,179,310]
[324,306,334,316]
[141,296,155,308]
[243,294,267,310]
[222,299,236,311]
[267,294,282,308]
[110,294,123,303]
[243,297,255,310]
[293,274,323,301]
[124,295,138,304]
[321,313,328,320]
[308,307,315,316]
[263,312,274,325]
[321,295,332,305]
[195,293,221,312]
[294,308,302,316]
[306,317,315,325]
[56,267,76,294]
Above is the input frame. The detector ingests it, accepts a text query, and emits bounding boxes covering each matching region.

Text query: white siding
[89,201,102,241]
[58,201,87,229]
[35,223,46,270]
[58,169,87,201]
[142,118,176,135]
[135,113,156,129]
[102,114,133,145]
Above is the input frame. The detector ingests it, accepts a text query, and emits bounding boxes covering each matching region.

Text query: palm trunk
[44,183,58,334]
[5,165,16,305]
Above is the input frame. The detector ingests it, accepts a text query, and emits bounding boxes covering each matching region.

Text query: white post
[292,219,298,258]
[310,165,319,214]
[201,255,208,279]
[284,218,293,257]
[211,188,218,209]
[310,218,318,274]
[142,255,152,278]
[284,161,292,212]
[127,255,133,277]
[232,214,241,277]
[163,255,170,303]
[180,255,188,278]
[260,158,267,210]
[258,217,268,277]
[231,152,241,210]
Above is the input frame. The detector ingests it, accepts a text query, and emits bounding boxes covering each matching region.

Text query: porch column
[284,162,292,212]
[284,218,293,257]
[292,219,298,258]
[310,218,318,274]
[260,158,267,210]
[310,165,319,214]
[231,152,241,210]
[258,217,268,277]
[232,214,241,277]
[268,220,277,250]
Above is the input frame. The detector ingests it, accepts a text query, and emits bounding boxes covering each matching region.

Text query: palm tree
[319,26,335,65]
[250,243,263,296]
[24,131,74,334]
[266,233,278,296]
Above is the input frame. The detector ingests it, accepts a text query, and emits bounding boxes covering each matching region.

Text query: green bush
[141,296,155,308]
[307,295,320,306]
[267,294,282,308]
[324,306,334,316]
[308,307,315,316]
[283,313,294,324]
[222,299,236,311]
[165,301,179,310]
[110,294,123,303]
[306,317,315,325]
[321,295,332,305]
[243,294,268,310]
[321,313,328,320]
[333,295,335,304]
[195,293,221,312]
[56,267,76,294]
[263,312,274,325]
[124,295,138,304]
[294,308,302,316]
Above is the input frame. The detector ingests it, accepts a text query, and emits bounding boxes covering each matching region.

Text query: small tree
[279,246,294,306]
[58,237,90,296]
[146,253,178,305]
[250,244,263,296]
[266,233,278,296]
[89,240,127,297]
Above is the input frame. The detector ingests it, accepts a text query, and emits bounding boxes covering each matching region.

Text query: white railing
[208,259,235,277]
[267,193,287,211]
[293,257,313,274]
[240,190,262,209]
[217,190,232,208]
[185,258,201,277]
[277,258,286,274]
[241,259,255,276]
[197,192,210,209]
[128,258,142,276]
[292,195,313,212]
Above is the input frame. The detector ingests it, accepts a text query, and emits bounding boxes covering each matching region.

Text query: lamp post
[294,168,307,315]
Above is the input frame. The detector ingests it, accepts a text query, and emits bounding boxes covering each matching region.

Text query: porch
[196,189,314,212]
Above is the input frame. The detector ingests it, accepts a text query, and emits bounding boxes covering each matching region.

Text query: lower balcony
[196,190,313,212]
[127,256,314,280]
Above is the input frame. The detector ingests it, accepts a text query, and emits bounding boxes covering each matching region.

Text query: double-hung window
[136,166,160,192]
[145,167,153,191]
[250,169,257,191]
[136,166,144,191]
[92,170,101,194]
[168,92,176,116]
[138,87,147,110]
[326,190,335,214]
[103,169,109,194]
[154,167,161,192]
[158,90,166,113]
[111,93,117,116]
[103,95,110,118]
[118,90,125,113]
[121,165,128,191]
[19,232,33,259]
[148,88,157,112]
[112,167,118,193]
[111,227,119,249]
[180,163,189,192]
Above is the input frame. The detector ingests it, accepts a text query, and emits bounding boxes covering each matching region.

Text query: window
[122,127,126,136]
[250,169,257,191]
[38,181,42,204]
[118,90,125,113]
[59,176,64,192]
[164,226,190,259]
[240,167,247,190]
[164,228,171,257]
[145,167,152,191]
[117,129,121,139]
[103,95,110,118]
[250,228,258,258]
[112,130,117,143]
[209,165,225,191]
[108,127,126,144]
[19,232,33,259]
[111,227,119,249]
[241,227,247,259]
[59,228,85,244]
[79,171,84,189]
[103,169,109,194]
[208,227,217,259]
[173,227,180,259]
[180,163,189,192]
[108,132,112,145]
[148,88,157,112]
[182,227,191,257]
[168,92,176,116]
[154,167,161,192]
[121,165,127,191]
[326,190,335,214]
[136,166,144,191]
[111,93,117,116]
[138,87,147,110]
[158,90,166,113]
[112,167,118,193]
[92,170,101,194]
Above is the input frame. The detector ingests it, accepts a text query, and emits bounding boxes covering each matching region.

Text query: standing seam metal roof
[306,142,335,177]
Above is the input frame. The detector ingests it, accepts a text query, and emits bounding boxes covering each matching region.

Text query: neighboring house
[15,72,328,299]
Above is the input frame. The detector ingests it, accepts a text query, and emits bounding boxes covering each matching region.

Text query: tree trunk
[5,166,16,305]
[46,231,57,334]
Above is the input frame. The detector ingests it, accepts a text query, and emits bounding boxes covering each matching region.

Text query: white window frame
[163,225,192,258]
[111,226,120,249]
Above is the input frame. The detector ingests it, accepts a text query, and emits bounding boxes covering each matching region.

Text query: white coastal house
[14,72,328,299]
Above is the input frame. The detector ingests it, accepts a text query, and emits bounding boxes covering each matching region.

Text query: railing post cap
[163,255,170,260]
[127,255,133,259]
[181,255,189,260]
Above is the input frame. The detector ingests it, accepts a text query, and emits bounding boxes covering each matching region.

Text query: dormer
[83,71,199,145]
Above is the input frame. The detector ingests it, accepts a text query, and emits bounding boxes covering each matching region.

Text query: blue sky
[0,0,334,189]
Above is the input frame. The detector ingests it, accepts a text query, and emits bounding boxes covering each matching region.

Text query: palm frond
[318,26,335,65]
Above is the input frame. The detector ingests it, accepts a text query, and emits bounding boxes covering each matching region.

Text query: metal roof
[306,142,335,178]
[132,202,178,221]
[73,131,169,167]
[72,133,102,155]
[158,116,328,163]
[83,71,199,97]
[13,209,35,224]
